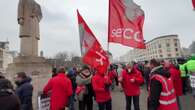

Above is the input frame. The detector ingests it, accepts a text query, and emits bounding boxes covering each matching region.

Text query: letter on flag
[108,0,145,49]
[77,10,110,74]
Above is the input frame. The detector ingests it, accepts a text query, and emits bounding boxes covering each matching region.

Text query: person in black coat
[147,59,171,110]
[143,61,151,90]
[0,72,20,110]
[15,72,33,110]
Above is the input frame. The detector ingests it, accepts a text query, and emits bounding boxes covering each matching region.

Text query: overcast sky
[0,0,195,58]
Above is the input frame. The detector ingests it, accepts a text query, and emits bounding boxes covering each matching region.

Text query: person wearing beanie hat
[76,65,94,110]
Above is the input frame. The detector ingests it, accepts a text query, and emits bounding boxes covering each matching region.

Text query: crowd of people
[0,54,195,110]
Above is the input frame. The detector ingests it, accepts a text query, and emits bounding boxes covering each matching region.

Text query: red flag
[77,10,110,73]
[108,0,145,49]
[192,0,195,10]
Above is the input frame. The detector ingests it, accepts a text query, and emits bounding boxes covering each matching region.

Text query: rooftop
[146,34,178,44]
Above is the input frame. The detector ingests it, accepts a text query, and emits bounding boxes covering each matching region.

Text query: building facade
[120,35,182,62]
[0,41,13,73]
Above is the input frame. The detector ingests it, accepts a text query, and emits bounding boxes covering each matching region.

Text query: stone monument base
[6,56,52,109]
[7,56,52,75]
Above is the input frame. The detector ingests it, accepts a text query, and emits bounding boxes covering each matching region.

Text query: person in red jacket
[118,63,144,110]
[108,65,118,90]
[92,70,112,110]
[43,67,73,110]
[164,60,183,110]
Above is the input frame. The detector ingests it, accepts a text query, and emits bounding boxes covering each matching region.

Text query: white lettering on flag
[111,28,142,42]
[95,50,106,66]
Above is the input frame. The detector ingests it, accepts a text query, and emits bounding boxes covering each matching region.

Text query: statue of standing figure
[17,0,42,56]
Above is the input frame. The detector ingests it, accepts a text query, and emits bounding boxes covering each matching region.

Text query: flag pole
[105,0,111,76]
[107,0,111,52]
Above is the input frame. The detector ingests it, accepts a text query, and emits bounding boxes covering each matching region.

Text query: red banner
[77,10,110,74]
[193,0,195,10]
[108,0,145,49]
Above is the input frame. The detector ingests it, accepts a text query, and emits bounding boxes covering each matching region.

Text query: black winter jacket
[15,77,33,110]
[0,78,20,110]
[148,66,171,110]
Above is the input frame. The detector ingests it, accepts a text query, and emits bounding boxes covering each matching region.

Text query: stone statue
[17,0,42,56]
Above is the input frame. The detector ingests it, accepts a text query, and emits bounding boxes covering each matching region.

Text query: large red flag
[108,0,145,49]
[192,0,195,10]
[77,10,110,74]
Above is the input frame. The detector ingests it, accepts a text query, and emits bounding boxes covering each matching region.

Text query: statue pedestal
[7,56,52,75]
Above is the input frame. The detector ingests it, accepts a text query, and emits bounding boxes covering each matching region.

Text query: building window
[160,55,163,58]
[166,43,170,47]
[0,61,2,68]
[158,44,161,48]
[174,39,178,42]
[0,51,3,58]
[159,49,162,53]
[167,54,172,57]
[167,48,171,52]
[176,53,180,56]
[175,48,178,52]
[174,43,178,47]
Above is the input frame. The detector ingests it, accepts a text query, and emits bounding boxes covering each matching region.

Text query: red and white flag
[77,10,110,74]
[108,0,145,49]
[192,0,195,10]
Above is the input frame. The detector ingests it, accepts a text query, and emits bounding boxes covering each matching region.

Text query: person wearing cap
[43,67,73,110]
[76,65,94,110]
[0,72,20,110]
[92,67,112,110]
[15,72,33,110]
[118,62,144,110]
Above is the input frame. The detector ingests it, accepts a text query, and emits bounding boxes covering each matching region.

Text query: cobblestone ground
[74,86,195,110]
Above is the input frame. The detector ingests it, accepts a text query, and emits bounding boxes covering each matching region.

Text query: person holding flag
[77,10,111,110]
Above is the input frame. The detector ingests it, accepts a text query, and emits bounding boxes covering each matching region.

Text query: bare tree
[68,52,77,61]
[54,51,69,67]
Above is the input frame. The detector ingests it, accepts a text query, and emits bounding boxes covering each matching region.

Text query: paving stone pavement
[73,86,195,110]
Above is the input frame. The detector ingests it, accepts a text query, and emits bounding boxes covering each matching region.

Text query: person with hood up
[43,67,73,110]
[164,60,183,110]
[92,68,112,110]
[184,54,195,98]
[76,65,94,110]
[148,59,178,110]
[15,72,33,110]
[0,72,20,110]
[118,63,144,110]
